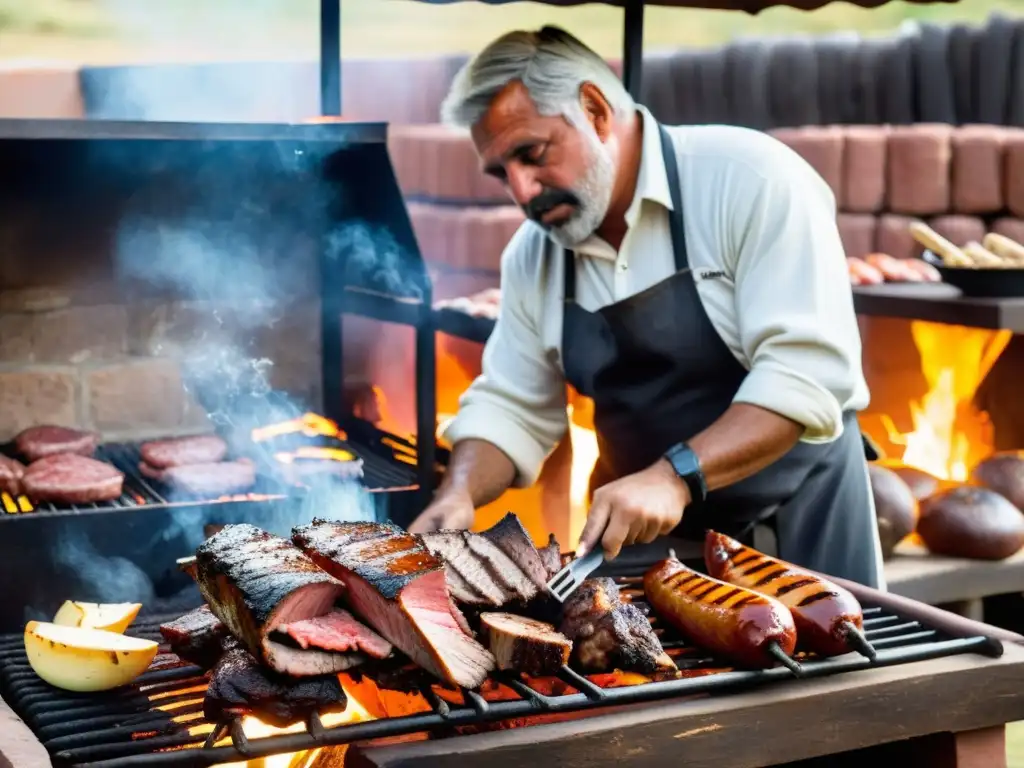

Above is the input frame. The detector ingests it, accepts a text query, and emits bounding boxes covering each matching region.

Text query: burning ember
[274,447,357,465]
[878,321,1011,481]
[251,413,348,444]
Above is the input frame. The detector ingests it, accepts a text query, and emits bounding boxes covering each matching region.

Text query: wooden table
[884,542,1024,620]
[348,643,1024,768]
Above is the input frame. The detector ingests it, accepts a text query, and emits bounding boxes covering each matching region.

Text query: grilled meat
[20,454,124,504]
[559,578,674,674]
[277,608,393,659]
[140,435,228,468]
[463,532,538,602]
[480,612,571,676]
[480,513,551,590]
[204,647,348,728]
[139,459,256,497]
[194,524,363,677]
[15,425,98,463]
[537,534,562,579]
[0,454,25,497]
[159,605,233,669]
[292,520,496,689]
[418,531,509,606]
[704,531,869,659]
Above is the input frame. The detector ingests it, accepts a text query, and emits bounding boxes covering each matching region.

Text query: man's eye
[528,144,548,164]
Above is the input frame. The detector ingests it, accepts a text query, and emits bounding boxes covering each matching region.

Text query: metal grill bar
[0,579,1003,767]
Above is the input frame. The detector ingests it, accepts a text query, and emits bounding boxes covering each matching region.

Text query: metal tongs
[546,547,605,603]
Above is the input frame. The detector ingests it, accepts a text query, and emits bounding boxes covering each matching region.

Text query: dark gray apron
[559,123,882,587]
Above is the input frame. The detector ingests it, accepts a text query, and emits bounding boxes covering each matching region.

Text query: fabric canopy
[406,0,955,15]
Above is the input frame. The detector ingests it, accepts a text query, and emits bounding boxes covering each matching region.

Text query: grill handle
[811,568,1023,648]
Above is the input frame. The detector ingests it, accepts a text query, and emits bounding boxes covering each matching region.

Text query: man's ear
[579,82,613,141]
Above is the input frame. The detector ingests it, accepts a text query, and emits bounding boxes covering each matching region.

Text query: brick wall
[0,287,322,444]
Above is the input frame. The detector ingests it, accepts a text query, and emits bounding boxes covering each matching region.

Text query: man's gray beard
[547,134,616,249]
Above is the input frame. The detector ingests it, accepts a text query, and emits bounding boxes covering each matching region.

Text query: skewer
[764,642,804,677]
[841,620,878,661]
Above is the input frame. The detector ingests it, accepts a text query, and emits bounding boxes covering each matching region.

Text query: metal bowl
[923,251,1024,298]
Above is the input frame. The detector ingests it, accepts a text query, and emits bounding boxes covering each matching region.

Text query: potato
[970,451,1024,511]
[868,463,918,559]
[917,486,1024,560]
[52,601,141,634]
[24,621,157,692]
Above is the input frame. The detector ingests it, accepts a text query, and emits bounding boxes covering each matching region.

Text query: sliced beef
[0,454,25,497]
[159,605,232,669]
[537,534,563,579]
[15,425,98,463]
[559,578,674,675]
[194,524,361,677]
[276,609,393,659]
[292,520,495,689]
[139,459,256,497]
[20,454,124,505]
[480,513,550,590]
[140,435,228,468]
[480,612,571,676]
[204,647,347,728]
[418,531,509,606]
[462,531,537,603]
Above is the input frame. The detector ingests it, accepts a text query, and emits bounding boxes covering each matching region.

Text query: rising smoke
[42,1,423,615]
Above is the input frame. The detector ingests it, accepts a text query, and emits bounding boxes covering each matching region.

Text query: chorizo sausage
[865,252,922,282]
[847,257,884,286]
[643,557,797,670]
[704,531,875,660]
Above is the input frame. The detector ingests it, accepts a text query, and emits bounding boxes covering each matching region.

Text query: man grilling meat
[408,26,885,588]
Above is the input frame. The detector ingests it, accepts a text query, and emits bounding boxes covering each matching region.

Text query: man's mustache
[524,188,581,224]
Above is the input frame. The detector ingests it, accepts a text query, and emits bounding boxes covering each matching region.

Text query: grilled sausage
[903,258,942,282]
[643,557,797,669]
[704,531,873,659]
[846,257,884,286]
[865,252,922,282]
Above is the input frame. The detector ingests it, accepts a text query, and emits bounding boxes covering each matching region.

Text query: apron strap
[563,121,691,303]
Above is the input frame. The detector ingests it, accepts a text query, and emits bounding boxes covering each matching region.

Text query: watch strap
[665,442,707,504]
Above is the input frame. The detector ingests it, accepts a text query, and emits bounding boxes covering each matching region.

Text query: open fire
[867,320,1012,482]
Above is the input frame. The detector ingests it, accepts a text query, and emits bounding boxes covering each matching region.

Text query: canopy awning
[318,0,957,113]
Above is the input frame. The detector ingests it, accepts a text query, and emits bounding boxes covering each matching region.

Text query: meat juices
[204,647,348,728]
[15,425,98,463]
[139,460,256,496]
[292,520,496,689]
[194,524,366,677]
[20,454,124,504]
[643,557,797,669]
[704,531,867,658]
[140,435,228,468]
[0,455,25,497]
[159,605,233,670]
[559,578,675,674]
[480,613,572,676]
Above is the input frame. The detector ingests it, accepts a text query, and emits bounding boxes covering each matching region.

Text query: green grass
[3,0,1024,62]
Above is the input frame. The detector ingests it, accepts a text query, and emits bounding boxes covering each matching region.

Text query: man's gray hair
[440,26,636,130]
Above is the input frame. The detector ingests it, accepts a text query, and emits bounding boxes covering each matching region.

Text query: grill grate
[0,566,1003,768]
[0,430,419,519]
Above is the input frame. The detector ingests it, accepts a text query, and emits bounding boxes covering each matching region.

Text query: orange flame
[274,447,357,465]
[882,321,1011,481]
[251,413,347,444]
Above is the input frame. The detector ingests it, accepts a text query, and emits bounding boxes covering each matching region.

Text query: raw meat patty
[15,425,98,463]
[139,459,256,496]
[21,454,124,505]
[140,435,228,469]
[0,455,25,496]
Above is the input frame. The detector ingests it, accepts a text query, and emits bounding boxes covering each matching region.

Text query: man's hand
[407,490,476,534]
[577,459,689,559]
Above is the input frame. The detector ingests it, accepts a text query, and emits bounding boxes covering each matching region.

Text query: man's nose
[506,167,540,208]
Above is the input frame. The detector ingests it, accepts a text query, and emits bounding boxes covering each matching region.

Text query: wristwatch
[664,443,707,504]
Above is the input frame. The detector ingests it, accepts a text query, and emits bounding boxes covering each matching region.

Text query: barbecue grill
[0,553,1005,768]
[0,119,437,632]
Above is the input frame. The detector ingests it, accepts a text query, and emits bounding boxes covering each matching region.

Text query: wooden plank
[852,283,1024,332]
[884,542,1024,606]
[348,645,1024,768]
